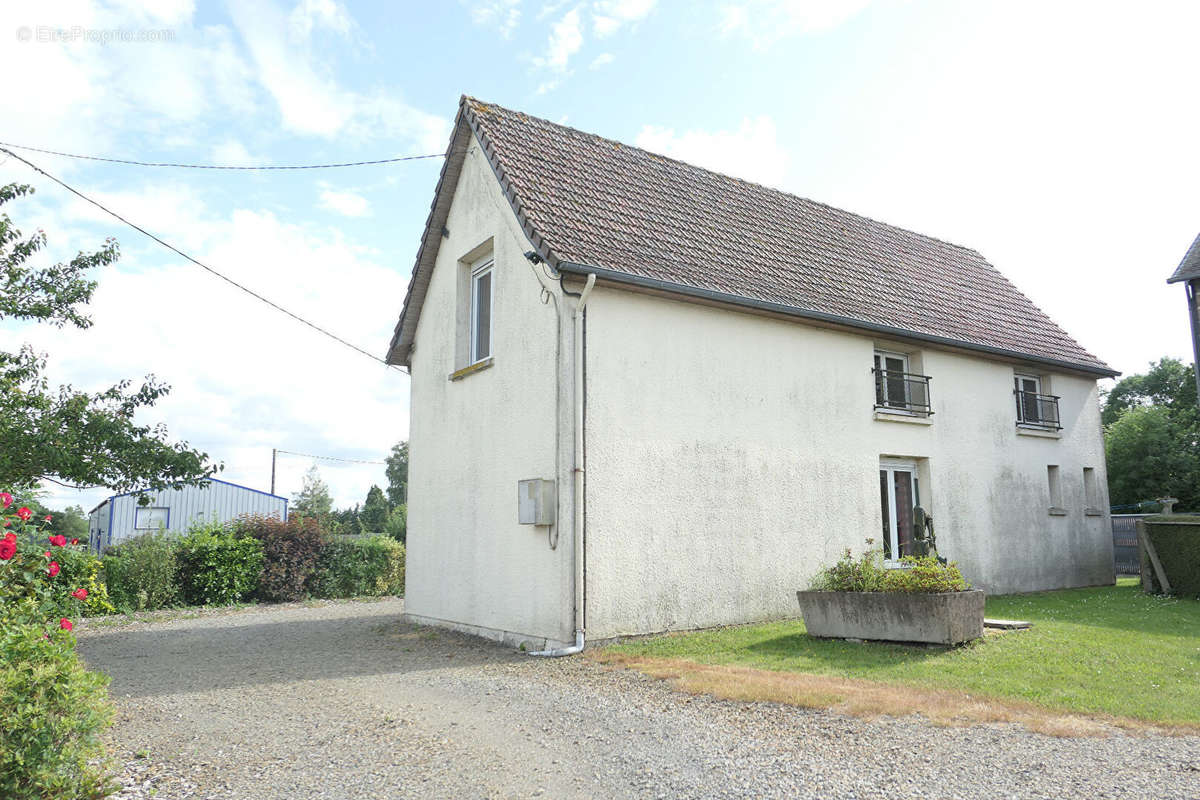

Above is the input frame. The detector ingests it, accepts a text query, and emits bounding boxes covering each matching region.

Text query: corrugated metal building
[88,478,288,552]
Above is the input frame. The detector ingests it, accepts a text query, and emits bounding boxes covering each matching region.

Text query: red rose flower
[0,492,12,508]
[43,551,51,558]
[43,515,51,522]
[72,588,88,600]
[16,507,32,521]
[70,538,79,545]
[3,531,14,542]
[59,618,72,631]
[0,539,15,560]
[47,561,60,577]
[48,535,67,547]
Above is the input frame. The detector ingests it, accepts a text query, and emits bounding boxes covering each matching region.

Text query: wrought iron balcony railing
[873,369,933,416]
[1014,390,1062,430]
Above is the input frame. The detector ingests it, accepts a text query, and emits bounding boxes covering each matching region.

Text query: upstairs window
[873,350,932,416]
[1014,373,1061,430]
[470,258,494,363]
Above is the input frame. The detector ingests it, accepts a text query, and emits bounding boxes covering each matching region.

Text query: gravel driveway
[77,599,1200,800]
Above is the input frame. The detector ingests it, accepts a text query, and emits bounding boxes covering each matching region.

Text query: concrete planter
[795,589,985,645]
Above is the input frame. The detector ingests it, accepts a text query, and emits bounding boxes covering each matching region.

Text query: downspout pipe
[530,272,596,657]
[1187,279,1200,408]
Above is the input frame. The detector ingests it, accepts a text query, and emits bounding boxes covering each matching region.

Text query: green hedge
[102,532,180,611]
[1143,517,1200,597]
[312,535,405,599]
[175,526,264,606]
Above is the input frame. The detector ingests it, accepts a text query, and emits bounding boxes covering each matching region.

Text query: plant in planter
[798,545,983,645]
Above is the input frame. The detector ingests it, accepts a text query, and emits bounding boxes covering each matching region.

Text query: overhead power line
[1,147,399,370]
[0,140,445,170]
[275,449,387,466]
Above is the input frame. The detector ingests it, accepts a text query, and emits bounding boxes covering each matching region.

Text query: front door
[879,460,920,561]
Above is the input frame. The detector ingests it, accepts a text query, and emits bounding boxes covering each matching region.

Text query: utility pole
[271,448,277,495]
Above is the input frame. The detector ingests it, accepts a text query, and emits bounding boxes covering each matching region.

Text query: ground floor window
[879,459,920,561]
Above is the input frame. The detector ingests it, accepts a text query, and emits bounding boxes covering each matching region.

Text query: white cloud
[226,0,448,144]
[465,0,522,37]
[209,140,260,166]
[535,7,583,71]
[318,187,371,217]
[592,0,655,37]
[635,116,791,188]
[0,3,255,155]
[589,52,614,68]
[2,183,407,512]
[289,0,354,38]
[718,0,871,48]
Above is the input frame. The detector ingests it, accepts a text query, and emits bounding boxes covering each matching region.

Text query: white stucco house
[386,96,1118,651]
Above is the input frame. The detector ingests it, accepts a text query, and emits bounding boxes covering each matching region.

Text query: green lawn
[603,579,1200,726]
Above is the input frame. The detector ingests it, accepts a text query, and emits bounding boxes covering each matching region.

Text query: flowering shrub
[312,535,405,599]
[175,523,264,606]
[809,548,889,593]
[0,517,98,627]
[0,491,116,799]
[0,624,115,800]
[235,514,328,602]
[102,532,180,611]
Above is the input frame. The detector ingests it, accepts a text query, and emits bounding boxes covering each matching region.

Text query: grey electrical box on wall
[518,479,555,526]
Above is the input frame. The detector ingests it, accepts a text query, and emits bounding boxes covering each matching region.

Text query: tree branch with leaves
[0,183,217,493]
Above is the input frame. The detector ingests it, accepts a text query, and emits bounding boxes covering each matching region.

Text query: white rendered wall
[583,286,1113,639]
[405,135,574,648]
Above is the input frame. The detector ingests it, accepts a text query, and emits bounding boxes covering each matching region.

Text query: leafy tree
[0,183,215,493]
[385,441,408,506]
[50,505,88,542]
[384,504,406,543]
[360,485,389,532]
[1102,357,1198,427]
[1103,358,1200,510]
[331,504,361,536]
[291,466,333,520]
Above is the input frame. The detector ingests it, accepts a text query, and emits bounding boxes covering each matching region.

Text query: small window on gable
[470,257,494,364]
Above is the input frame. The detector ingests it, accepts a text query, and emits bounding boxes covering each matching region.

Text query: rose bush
[0,490,116,799]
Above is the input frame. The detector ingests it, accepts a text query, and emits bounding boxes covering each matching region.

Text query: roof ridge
[462,96,985,260]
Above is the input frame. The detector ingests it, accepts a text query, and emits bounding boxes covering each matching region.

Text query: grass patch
[597,579,1200,730]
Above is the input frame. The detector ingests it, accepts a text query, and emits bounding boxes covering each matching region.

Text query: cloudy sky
[2,0,1198,513]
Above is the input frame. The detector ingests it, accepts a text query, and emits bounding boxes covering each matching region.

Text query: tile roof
[1168,233,1200,284]
[387,97,1114,376]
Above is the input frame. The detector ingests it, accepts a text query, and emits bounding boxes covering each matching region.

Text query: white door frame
[880,458,920,563]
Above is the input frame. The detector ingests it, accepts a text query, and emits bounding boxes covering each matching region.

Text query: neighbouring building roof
[86,477,286,515]
[387,96,1115,376]
[1168,233,1200,284]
